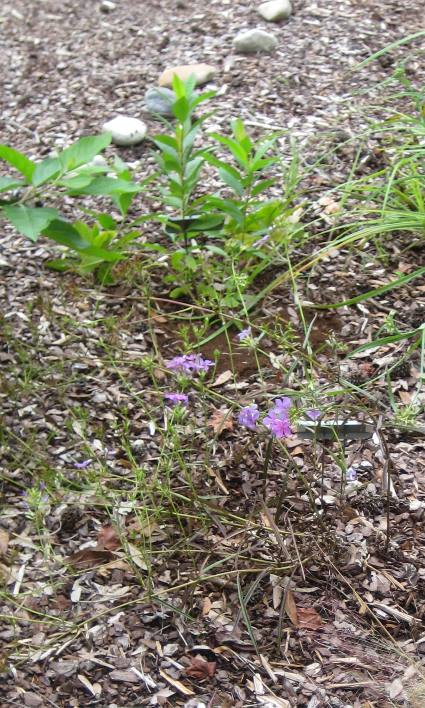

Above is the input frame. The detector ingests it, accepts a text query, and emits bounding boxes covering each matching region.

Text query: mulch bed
[1,1,425,706]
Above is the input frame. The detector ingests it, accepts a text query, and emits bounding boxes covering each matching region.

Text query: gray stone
[233,28,278,54]
[102,115,147,146]
[144,87,176,117]
[258,0,292,22]
[24,694,43,708]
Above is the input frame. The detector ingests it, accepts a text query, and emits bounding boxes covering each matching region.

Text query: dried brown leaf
[67,548,114,570]
[211,369,233,387]
[297,606,323,630]
[0,529,9,556]
[284,589,298,626]
[202,597,212,616]
[207,407,233,435]
[97,525,121,551]
[184,656,217,679]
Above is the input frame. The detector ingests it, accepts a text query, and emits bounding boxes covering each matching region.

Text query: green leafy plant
[0,135,152,282]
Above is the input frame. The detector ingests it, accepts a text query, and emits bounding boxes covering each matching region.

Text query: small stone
[100,0,116,11]
[109,669,139,683]
[258,0,292,22]
[144,87,176,117]
[233,28,278,54]
[24,694,44,707]
[102,116,147,146]
[158,63,216,87]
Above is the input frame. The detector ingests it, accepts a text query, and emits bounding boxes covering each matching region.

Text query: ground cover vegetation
[1,35,425,708]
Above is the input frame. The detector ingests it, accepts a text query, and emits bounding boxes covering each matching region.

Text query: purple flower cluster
[237,327,252,342]
[263,398,293,438]
[166,353,214,375]
[164,392,189,406]
[238,403,259,430]
[238,397,320,440]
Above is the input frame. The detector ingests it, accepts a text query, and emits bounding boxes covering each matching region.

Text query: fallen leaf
[0,529,9,556]
[97,525,121,551]
[211,369,233,387]
[297,606,323,630]
[78,674,99,697]
[284,589,298,626]
[207,407,233,435]
[202,597,212,616]
[184,656,216,679]
[127,543,148,571]
[159,669,194,696]
[67,549,114,570]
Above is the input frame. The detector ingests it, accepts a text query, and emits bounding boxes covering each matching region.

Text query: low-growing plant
[0,134,153,282]
[1,76,306,301]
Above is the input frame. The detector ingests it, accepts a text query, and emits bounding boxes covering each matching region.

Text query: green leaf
[114,191,134,217]
[60,174,96,190]
[153,135,179,161]
[172,96,191,123]
[58,134,112,171]
[31,157,61,187]
[350,329,421,355]
[218,166,244,196]
[250,156,277,173]
[3,205,59,241]
[71,176,143,195]
[205,196,244,224]
[45,258,74,272]
[251,178,276,197]
[0,145,35,182]
[209,133,249,169]
[0,176,24,193]
[42,219,91,249]
[42,219,123,261]
[231,118,252,153]
[96,213,117,230]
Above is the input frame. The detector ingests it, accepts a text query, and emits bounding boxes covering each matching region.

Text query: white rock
[258,0,292,22]
[100,0,116,11]
[102,116,147,146]
[233,28,278,54]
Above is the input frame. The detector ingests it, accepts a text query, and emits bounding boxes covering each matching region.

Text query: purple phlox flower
[166,353,214,375]
[164,392,189,406]
[74,458,92,469]
[237,326,252,342]
[263,397,293,438]
[238,403,260,430]
[263,414,293,438]
[273,397,292,412]
[306,408,321,421]
[253,233,271,249]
